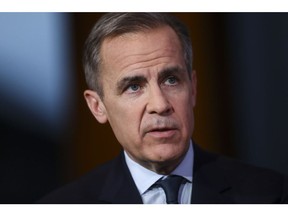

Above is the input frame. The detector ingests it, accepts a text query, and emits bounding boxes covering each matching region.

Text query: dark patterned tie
[155,175,186,204]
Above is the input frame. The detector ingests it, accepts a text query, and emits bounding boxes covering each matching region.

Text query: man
[38,13,288,204]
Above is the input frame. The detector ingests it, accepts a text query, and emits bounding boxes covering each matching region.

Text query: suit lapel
[191,144,234,204]
[97,152,143,204]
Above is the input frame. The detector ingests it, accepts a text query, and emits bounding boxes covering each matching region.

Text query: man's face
[85,26,197,173]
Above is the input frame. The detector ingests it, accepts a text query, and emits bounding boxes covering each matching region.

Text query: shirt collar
[124,140,194,195]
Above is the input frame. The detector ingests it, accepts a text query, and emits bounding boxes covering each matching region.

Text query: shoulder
[219,155,288,203]
[193,144,288,203]
[218,154,286,185]
[37,154,123,204]
[194,143,286,180]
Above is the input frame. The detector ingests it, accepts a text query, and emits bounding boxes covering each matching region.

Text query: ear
[84,90,108,124]
[191,70,197,107]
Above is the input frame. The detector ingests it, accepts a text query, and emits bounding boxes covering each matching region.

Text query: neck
[145,160,183,175]
[128,153,186,175]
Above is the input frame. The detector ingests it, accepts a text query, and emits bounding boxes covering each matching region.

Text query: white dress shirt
[124,140,194,204]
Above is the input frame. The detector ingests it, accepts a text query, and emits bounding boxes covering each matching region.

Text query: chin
[150,146,186,163]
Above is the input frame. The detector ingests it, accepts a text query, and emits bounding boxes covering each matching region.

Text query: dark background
[1,13,288,203]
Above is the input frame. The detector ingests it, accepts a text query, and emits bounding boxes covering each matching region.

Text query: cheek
[173,94,194,130]
[106,103,142,142]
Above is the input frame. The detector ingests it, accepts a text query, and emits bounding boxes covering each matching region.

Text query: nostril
[148,104,173,116]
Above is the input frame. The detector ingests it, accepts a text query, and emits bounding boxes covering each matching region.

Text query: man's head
[83,13,197,174]
[83,13,193,99]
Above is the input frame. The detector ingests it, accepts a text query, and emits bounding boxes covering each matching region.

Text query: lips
[142,118,179,139]
[145,127,177,138]
[148,127,175,132]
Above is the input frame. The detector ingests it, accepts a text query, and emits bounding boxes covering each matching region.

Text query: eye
[164,76,178,86]
[126,84,141,93]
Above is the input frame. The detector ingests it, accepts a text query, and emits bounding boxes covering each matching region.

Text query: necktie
[155,175,186,204]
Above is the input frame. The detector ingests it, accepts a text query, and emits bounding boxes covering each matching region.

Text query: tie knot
[155,175,186,204]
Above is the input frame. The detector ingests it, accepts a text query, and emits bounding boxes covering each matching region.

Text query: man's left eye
[164,76,178,85]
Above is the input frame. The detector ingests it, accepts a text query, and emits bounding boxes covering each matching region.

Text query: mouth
[146,127,177,139]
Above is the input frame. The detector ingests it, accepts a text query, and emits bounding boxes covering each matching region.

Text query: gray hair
[83,13,193,99]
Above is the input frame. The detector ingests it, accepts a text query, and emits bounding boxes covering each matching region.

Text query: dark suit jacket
[38,144,288,204]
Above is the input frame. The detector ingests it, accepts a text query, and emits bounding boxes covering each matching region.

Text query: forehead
[99,26,185,84]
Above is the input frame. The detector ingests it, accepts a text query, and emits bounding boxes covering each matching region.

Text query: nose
[146,85,173,115]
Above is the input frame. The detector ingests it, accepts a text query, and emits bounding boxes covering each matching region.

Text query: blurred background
[0,13,288,203]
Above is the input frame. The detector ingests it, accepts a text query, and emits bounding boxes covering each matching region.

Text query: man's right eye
[126,84,141,93]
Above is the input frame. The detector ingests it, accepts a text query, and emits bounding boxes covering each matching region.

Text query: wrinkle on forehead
[101,26,183,74]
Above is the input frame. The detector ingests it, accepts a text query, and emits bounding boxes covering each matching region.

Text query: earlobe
[84,90,108,124]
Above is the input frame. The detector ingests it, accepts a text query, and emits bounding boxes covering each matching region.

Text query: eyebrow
[157,66,185,82]
[116,75,147,93]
